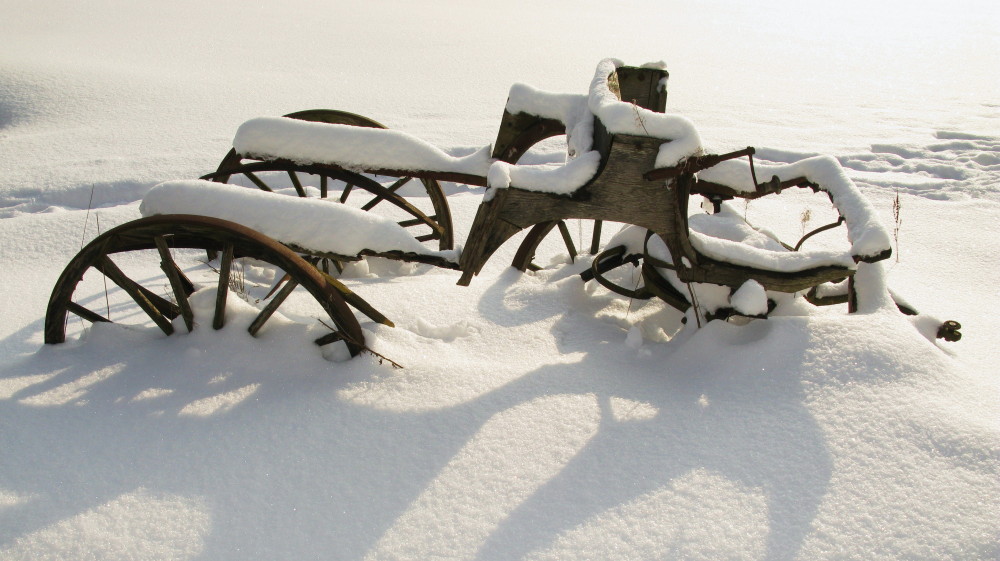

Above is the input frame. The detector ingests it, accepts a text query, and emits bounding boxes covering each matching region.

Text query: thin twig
[893,189,902,262]
[317,319,403,369]
[686,282,703,328]
[80,184,96,248]
[631,100,649,135]
[96,213,110,319]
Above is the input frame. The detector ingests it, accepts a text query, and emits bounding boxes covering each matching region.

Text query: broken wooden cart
[45,60,961,359]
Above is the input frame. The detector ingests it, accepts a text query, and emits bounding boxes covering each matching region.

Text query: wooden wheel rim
[45,214,365,356]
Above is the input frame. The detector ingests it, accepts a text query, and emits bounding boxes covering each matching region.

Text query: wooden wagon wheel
[511,218,608,272]
[204,109,454,254]
[45,214,365,356]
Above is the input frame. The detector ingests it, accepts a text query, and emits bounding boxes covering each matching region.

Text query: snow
[2,1,999,560]
[234,117,494,177]
[731,280,768,316]
[698,155,892,258]
[140,180,458,261]
[235,58,705,198]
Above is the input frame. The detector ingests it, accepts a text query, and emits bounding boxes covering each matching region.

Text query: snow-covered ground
[1,1,998,560]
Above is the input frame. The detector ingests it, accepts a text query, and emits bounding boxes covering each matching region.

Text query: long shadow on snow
[0,327,493,559]
[0,268,895,560]
[457,313,832,561]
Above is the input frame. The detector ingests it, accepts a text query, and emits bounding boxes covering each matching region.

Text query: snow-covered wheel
[45,215,365,356]
[204,109,454,253]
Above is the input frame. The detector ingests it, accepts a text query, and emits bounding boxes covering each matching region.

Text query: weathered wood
[248,278,298,336]
[320,272,394,327]
[462,125,862,294]
[339,182,353,203]
[611,65,669,113]
[90,257,179,319]
[154,235,194,332]
[461,132,676,281]
[555,221,577,263]
[511,222,559,272]
[66,302,111,324]
[287,170,306,197]
[213,242,234,330]
[314,331,344,346]
[491,111,566,163]
[590,220,603,255]
[46,236,112,344]
[46,215,366,354]
[97,256,175,336]
[361,176,409,211]
[243,171,273,192]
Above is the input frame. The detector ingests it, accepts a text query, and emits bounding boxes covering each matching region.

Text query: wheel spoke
[154,236,194,332]
[96,256,175,335]
[556,220,578,263]
[321,273,393,327]
[314,331,344,346]
[339,182,354,203]
[398,215,439,228]
[263,273,291,300]
[248,279,299,336]
[213,243,234,330]
[66,302,111,323]
[243,171,274,192]
[361,176,409,211]
[590,219,603,255]
[287,170,307,197]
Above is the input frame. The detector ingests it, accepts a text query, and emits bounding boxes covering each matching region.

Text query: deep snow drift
[1,1,998,560]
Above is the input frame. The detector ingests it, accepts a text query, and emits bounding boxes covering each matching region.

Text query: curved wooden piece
[491,112,566,163]
[45,215,365,356]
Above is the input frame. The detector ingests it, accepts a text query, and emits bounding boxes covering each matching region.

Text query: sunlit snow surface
[1,1,998,560]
